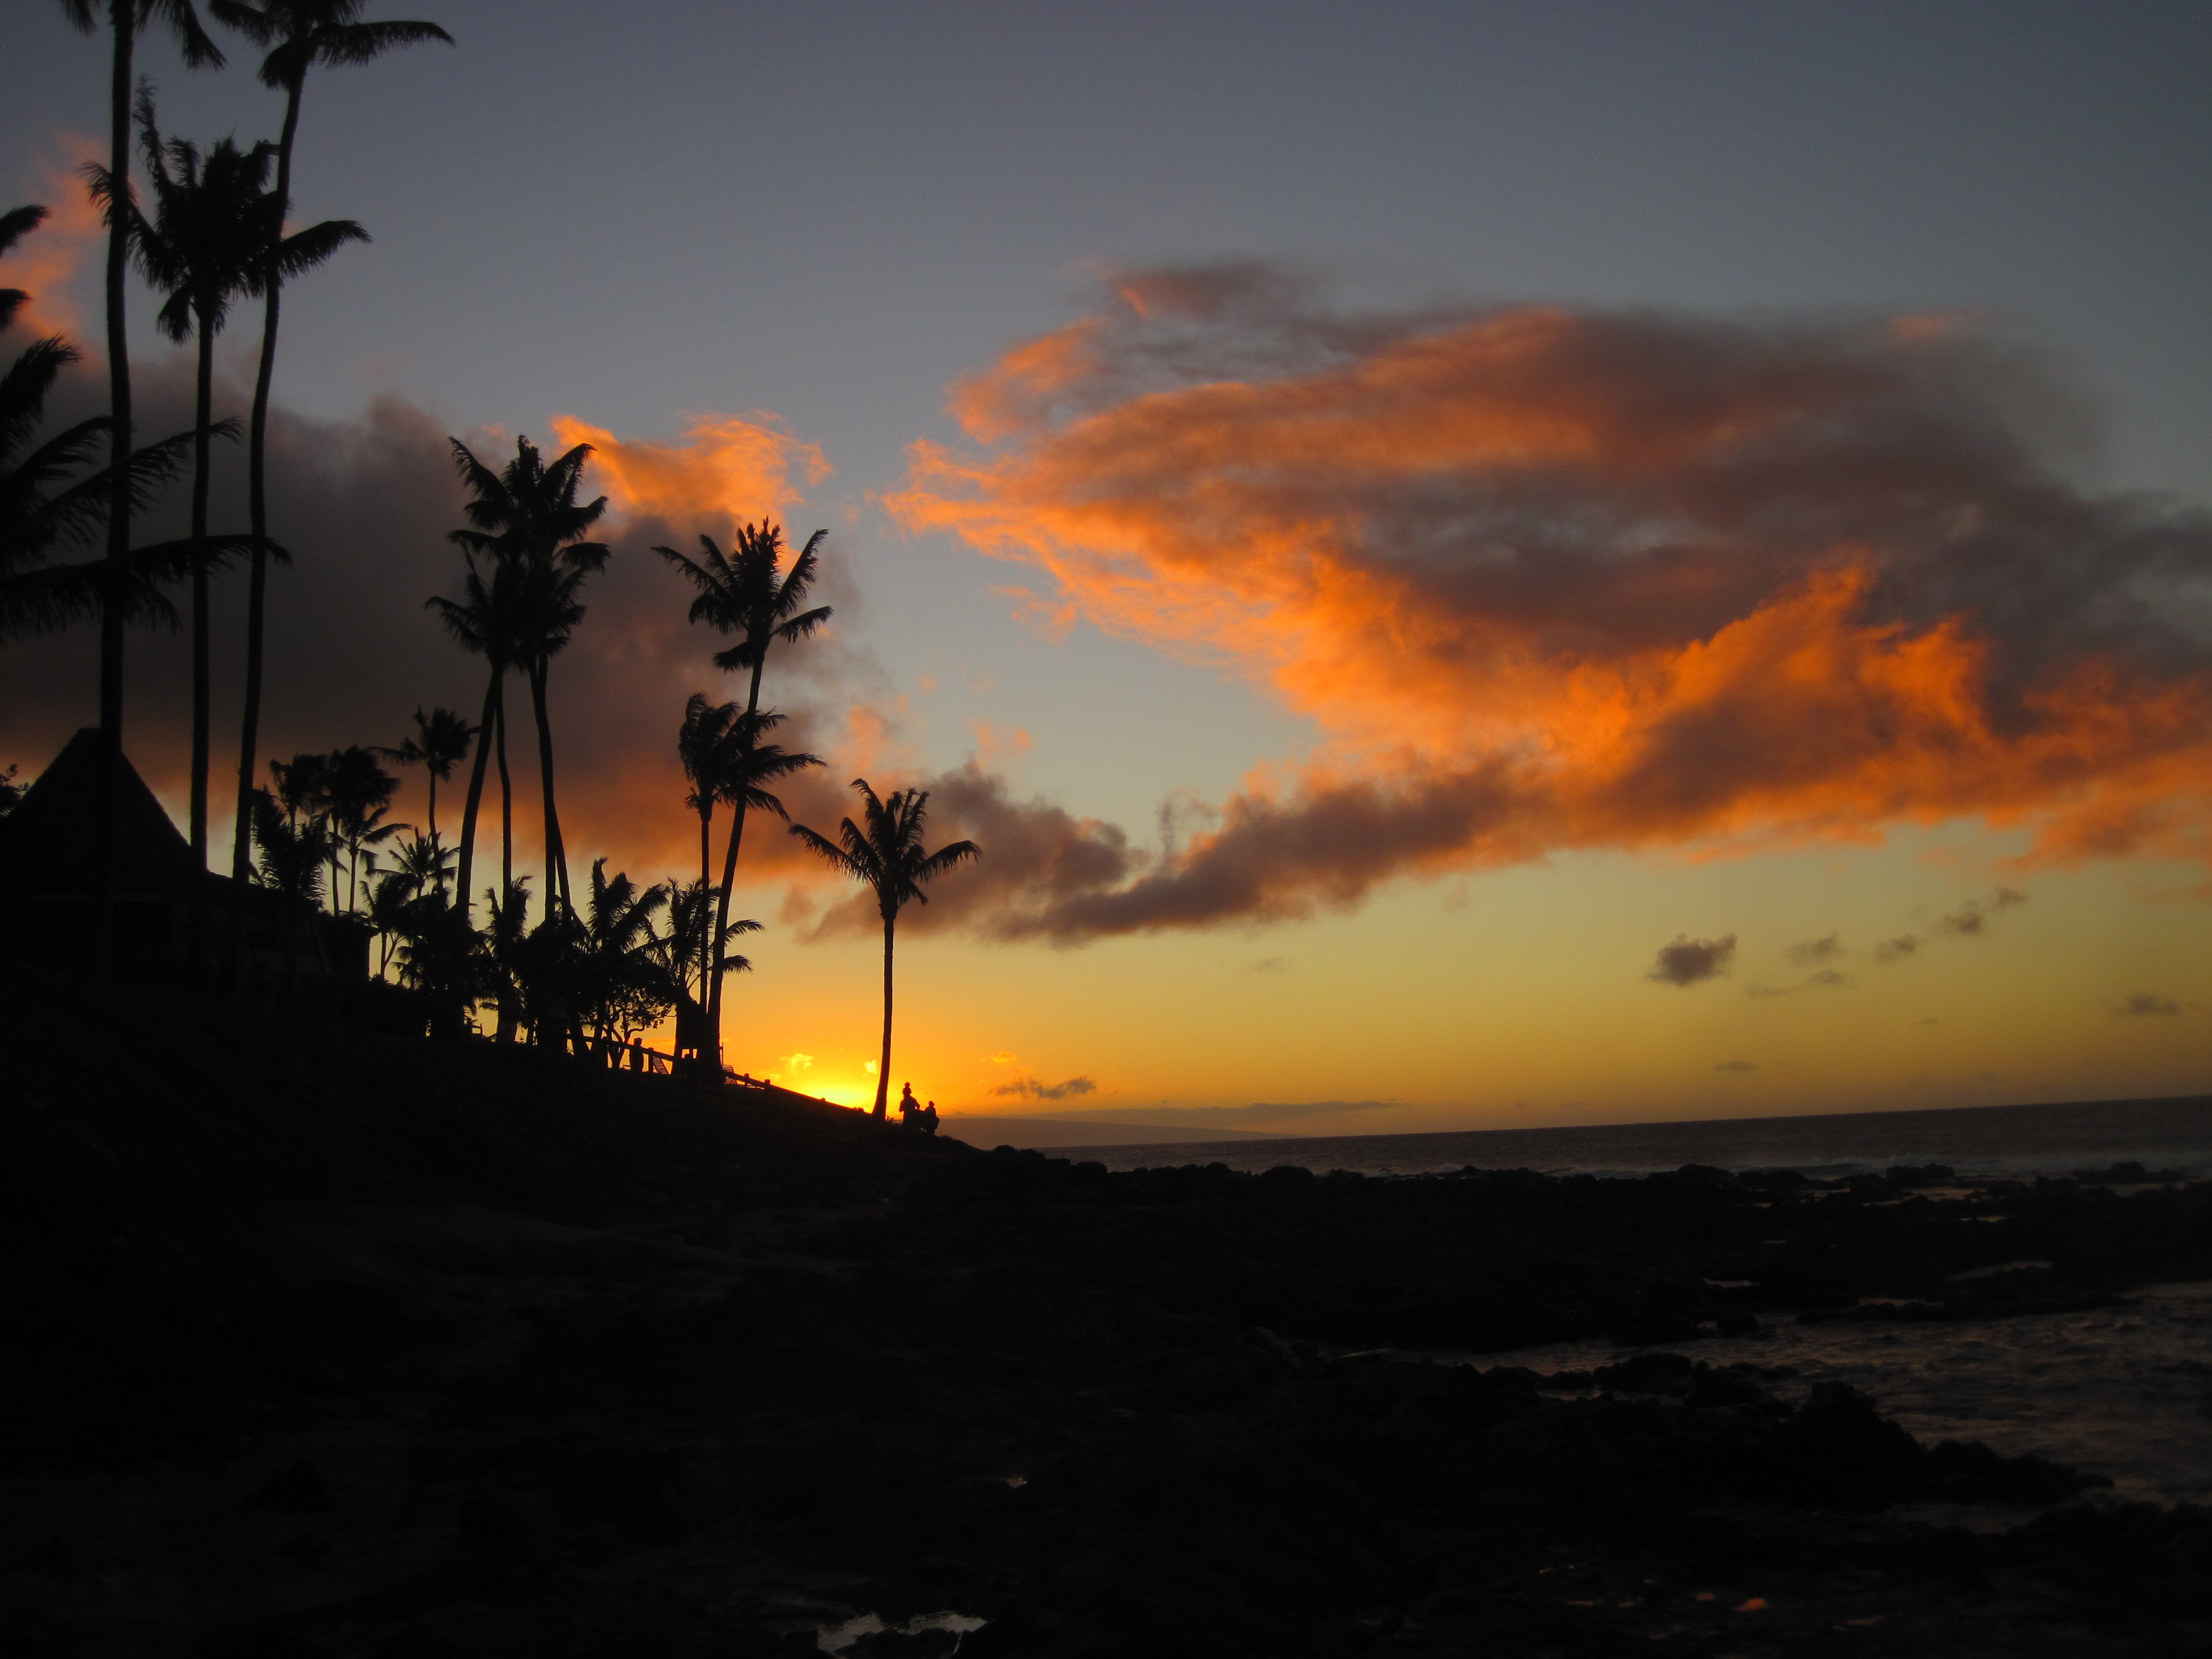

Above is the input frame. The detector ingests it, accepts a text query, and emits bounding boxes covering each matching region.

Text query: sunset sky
[4,2,2208,1131]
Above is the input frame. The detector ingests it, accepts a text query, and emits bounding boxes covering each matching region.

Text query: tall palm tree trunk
[525,661,570,916]
[185,305,215,976]
[495,699,513,895]
[874,912,895,1119]
[94,0,136,975]
[454,666,499,924]
[229,79,303,929]
[706,656,768,1067]
[693,800,712,1005]
[709,796,750,1067]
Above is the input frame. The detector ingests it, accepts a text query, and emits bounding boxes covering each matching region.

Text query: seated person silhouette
[919,1099,940,1136]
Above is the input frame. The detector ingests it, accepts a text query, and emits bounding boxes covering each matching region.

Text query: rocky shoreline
[3,966,2208,1656]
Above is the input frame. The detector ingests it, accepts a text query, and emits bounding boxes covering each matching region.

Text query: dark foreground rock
[2,963,2208,1656]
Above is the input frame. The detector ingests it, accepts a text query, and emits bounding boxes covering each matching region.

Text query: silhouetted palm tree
[59,0,223,976]
[248,782,322,987]
[702,707,819,1036]
[378,703,472,851]
[655,521,831,1057]
[578,858,675,1054]
[427,554,521,927]
[55,0,221,758]
[386,828,452,896]
[2,207,173,633]
[448,435,609,917]
[324,743,400,914]
[218,0,451,917]
[675,692,737,999]
[790,780,977,1118]
[2,204,252,645]
[130,90,364,874]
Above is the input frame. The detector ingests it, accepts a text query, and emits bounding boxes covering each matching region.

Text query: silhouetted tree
[2,205,254,648]
[248,782,322,987]
[790,780,977,1118]
[268,748,330,827]
[58,0,223,975]
[577,858,676,1054]
[1,207,202,639]
[55,0,220,749]
[219,0,451,931]
[655,521,831,1063]
[644,875,759,1079]
[675,692,737,999]
[129,90,363,878]
[324,743,401,913]
[378,703,472,855]
[427,553,520,927]
[447,436,608,919]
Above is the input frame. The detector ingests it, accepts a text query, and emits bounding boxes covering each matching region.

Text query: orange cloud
[889,267,2212,937]
[7,133,107,343]
[550,410,830,541]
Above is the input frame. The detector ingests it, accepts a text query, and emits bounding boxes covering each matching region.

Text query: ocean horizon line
[946,1091,2212,1176]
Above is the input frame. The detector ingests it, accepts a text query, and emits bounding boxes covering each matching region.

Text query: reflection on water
[1456,1281,2212,1506]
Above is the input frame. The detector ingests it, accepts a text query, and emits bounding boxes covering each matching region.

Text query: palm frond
[274,216,368,276]
[152,0,227,67]
[0,204,49,260]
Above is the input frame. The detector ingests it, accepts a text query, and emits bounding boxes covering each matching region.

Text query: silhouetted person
[898,1081,917,1124]
[920,1099,939,1137]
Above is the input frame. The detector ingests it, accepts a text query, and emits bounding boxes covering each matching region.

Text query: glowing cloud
[550,410,830,541]
[889,264,2212,938]
[8,134,107,342]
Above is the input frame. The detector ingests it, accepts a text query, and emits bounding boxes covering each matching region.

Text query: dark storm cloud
[0,357,1102,911]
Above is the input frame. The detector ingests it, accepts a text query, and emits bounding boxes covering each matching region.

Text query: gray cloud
[1788,934,1843,966]
[2116,993,2181,1017]
[1875,935,1922,963]
[1650,932,1737,987]
[992,1073,1098,1100]
[1714,1060,1757,1073]
[1937,887,2028,937]
[1747,964,1856,998]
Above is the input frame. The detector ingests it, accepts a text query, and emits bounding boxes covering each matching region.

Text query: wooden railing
[580,1037,770,1092]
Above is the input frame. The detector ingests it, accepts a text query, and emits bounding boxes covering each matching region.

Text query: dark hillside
[2,968,2206,1656]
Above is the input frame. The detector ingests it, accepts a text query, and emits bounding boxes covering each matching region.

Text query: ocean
[1024,1094,2212,1180]
[1001,1094,2212,1511]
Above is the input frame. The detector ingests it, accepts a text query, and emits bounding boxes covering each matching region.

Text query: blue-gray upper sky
[10,1,2210,491]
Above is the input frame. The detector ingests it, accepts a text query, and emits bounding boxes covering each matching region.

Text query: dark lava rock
[1592,1351,1697,1396]
[244,1458,332,1514]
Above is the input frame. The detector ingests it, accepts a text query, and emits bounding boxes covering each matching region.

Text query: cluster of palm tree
[11,8,987,1105]
[7,0,448,973]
